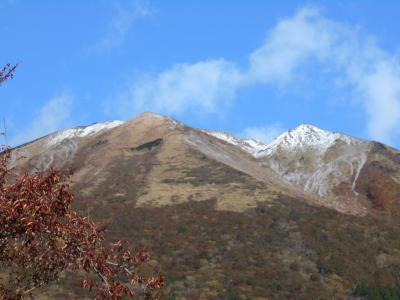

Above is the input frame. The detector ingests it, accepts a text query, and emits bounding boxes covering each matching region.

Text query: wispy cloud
[108,60,242,116]
[247,7,400,144]
[11,91,73,146]
[248,7,336,85]
[92,0,154,51]
[107,6,400,145]
[240,123,286,143]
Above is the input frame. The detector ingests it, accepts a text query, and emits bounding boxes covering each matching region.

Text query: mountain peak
[284,123,348,144]
[285,123,340,144]
[250,124,362,157]
[290,123,324,133]
[135,112,166,119]
[130,112,184,132]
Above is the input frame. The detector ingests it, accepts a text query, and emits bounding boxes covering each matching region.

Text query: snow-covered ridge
[202,130,269,156]
[203,124,361,158]
[47,120,125,146]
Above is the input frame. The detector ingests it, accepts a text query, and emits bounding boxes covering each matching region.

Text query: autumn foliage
[0,64,164,299]
[0,149,164,299]
[0,64,18,85]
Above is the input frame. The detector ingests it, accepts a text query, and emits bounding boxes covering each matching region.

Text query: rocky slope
[7,112,400,299]
[205,124,400,216]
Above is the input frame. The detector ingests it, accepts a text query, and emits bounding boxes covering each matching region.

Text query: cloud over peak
[111,59,242,116]
[107,6,400,146]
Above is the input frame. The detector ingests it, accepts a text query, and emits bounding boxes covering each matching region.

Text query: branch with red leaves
[0,149,164,299]
[0,63,18,85]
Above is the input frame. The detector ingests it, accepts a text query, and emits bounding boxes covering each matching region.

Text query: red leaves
[0,149,164,299]
[135,250,151,264]
[0,63,18,85]
[146,275,165,290]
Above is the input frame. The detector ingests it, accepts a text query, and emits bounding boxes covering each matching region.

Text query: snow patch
[202,130,269,156]
[47,120,125,146]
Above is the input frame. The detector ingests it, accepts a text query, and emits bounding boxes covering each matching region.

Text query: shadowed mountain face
[8,113,400,299]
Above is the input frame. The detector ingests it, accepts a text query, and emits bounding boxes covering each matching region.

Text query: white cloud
[111,59,242,116]
[246,6,400,144]
[11,91,73,146]
[248,7,336,84]
[354,61,400,144]
[93,0,154,50]
[240,123,286,143]
[107,6,400,145]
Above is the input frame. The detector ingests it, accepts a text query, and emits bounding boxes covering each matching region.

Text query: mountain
[10,113,307,212]
[205,123,400,216]
[8,113,400,299]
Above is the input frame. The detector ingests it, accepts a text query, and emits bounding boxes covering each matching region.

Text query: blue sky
[1,0,400,148]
